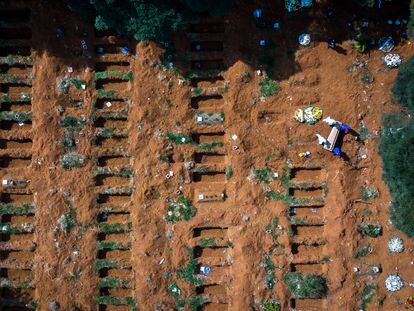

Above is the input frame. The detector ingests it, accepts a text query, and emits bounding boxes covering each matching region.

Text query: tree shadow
[170,0,410,81]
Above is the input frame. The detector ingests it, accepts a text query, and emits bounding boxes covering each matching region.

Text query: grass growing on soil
[59,116,86,127]
[358,223,382,238]
[199,237,216,248]
[97,89,118,99]
[359,68,374,84]
[284,272,327,298]
[167,281,181,297]
[360,186,378,200]
[176,295,207,311]
[191,87,203,97]
[61,152,86,169]
[0,203,33,215]
[353,244,372,258]
[98,277,131,289]
[166,196,196,223]
[0,111,31,122]
[167,132,194,144]
[0,223,34,234]
[252,167,278,184]
[94,70,133,81]
[263,300,281,311]
[57,209,78,234]
[96,241,130,250]
[259,77,280,97]
[93,259,118,271]
[262,252,276,289]
[226,165,233,180]
[98,222,132,233]
[176,246,203,286]
[197,141,224,151]
[359,284,378,311]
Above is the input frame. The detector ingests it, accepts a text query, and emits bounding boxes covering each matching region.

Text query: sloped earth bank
[1,0,414,310]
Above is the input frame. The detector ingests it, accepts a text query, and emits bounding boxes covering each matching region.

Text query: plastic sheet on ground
[294,106,323,124]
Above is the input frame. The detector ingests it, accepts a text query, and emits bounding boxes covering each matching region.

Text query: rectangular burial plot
[0,9,31,23]
[94,28,118,38]
[191,95,224,110]
[291,243,324,260]
[289,206,324,217]
[196,284,227,296]
[95,79,129,91]
[291,224,324,237]
[94,137,128,148]
[0,120,31,131]
[291,298,327,311]
[190,41,224,52]
[291,167,325,182]
[97,155,130,167]
[194,246,229,260]
[0,101,31,113]
[0,193,32,207]
[93,117,127,128]
[96,194,131,208]
[189,23,225,33]
[291,263,324,275]
[0,46,31,57]
[0,156,31,168]
[191,59,224,71]
[191,76,224,88]
[192,132,225,144]
[193,227,228,238]
[95,61,130,72]
[1,85,31,98]
[1,64,33,78]
[194,188,226,204]
[94,45,127,55]
[0,27,32,40]
[0,138,31,150]
[194,152,226,164]
[95,98,128,111]
[193,171,226,183]
[199,302,228,311]
[257,111,280,124]
[289,187,324,198]
[1,267,33,286]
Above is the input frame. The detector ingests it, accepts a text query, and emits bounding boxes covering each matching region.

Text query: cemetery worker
[323,116,339,127]
[333,147,342,157]
[340,124,350,134]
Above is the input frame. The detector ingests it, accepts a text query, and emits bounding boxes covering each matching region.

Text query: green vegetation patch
[284,272,327,299]
[0,111,31,122]
[0,203,34,215]
[176,246,203,286]
[259,77,280,97]
[252,167,278,184]
[166,196,196,223]
[353,244,372,258]
[262,252,276,289]
[96,241,130,250]
[360,186,378,200]
[99,277,131,289]
[94,70,133,81]
[359,284,378,311]
[263,300,281,311]
[61,152,86,169]
[358,223,382,238]
[59,116,86,127]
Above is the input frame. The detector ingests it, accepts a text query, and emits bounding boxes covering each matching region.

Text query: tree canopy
[380,56,414,238]
[65,0,239,41]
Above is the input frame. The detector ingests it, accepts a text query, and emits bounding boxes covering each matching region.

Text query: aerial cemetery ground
[1,0,414,310]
